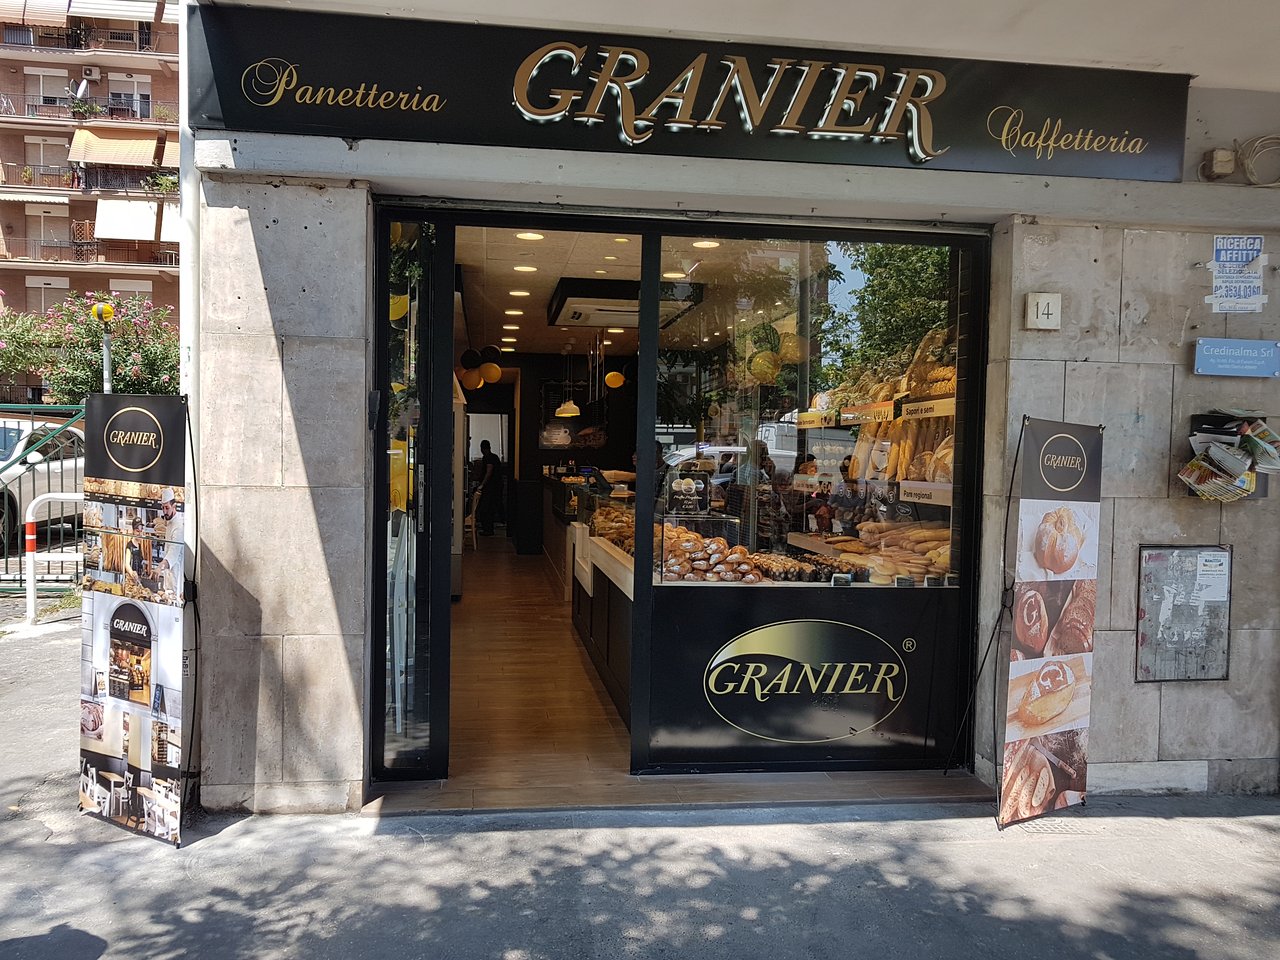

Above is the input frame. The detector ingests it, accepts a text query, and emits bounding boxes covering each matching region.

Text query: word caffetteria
[241,59,446,113]
[987,105,1148,160]
[707,660,903,702]
[514,42,949,160]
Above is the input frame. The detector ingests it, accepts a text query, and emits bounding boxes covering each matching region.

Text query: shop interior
[375,218,986,808]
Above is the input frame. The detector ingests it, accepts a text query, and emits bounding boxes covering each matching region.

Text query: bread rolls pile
[659,525,766,583]
[590,503,636,555]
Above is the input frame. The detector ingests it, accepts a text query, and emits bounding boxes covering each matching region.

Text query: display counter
[542,476,586,600]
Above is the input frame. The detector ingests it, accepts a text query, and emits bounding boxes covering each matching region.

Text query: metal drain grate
[1016,816,1100,835]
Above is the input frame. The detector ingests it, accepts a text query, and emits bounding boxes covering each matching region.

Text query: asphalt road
[2,614,1278,960]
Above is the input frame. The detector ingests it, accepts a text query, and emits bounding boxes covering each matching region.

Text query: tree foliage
[838,242,949,366]
[0,292,179,403]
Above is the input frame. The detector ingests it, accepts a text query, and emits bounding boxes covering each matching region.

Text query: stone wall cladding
[977,216,1280,797]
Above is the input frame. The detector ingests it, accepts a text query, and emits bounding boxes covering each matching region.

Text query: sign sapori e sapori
[704,619,908,743]
[189,5,1189,181]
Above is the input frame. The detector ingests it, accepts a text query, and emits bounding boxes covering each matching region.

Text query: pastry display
[590,503,637,555]
[659,524,766,584]
[1017,660,1077,726]
[1032,507,1085,574]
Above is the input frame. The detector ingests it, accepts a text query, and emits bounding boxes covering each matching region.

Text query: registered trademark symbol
[902,638,917,653]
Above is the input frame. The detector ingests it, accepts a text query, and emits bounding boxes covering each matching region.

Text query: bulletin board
[1135,545,1231,682]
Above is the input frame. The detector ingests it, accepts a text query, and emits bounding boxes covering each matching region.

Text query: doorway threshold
[362,770,994,817]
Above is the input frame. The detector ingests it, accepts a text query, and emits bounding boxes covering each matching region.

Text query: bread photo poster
[999,418,1103,827]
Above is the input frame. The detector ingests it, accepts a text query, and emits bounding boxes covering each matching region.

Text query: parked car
[0,419,85,548]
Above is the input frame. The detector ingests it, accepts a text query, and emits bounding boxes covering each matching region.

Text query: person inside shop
[735,440,773,485]
[476,439,503,536]
[154,488,184,595]
[125,517,148,580]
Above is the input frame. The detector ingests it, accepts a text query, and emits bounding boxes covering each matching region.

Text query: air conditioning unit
[82,67,101,82]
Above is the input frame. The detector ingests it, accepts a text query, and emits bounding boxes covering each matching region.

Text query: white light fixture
[509,290,530,297]
[606,327,625,334]
[504,309,524,316]
[613,237,630,243]
[603,255,618,261]
[603,340,613,345]
[595,269,607,274]
[502,337,518,342]
[516,232,544,241]
[502,324,520,330]
[663,271,686,279]
[692,240,720,249]
[501,347,515,352]
[514,265,538,272]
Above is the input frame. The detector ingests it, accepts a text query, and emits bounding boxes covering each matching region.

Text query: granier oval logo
[103,406,164,474]
[1038,432,1088,494]
[703,619,909,743]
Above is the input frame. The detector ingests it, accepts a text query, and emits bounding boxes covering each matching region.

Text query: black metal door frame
[370,202,989,782]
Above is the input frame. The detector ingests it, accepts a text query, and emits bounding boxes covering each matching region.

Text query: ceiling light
[702,336,710,342]
[504,309,524,316]
[613,237,630,243]
[501,347,515,352]
[606,327,625,334]
[663,271,686,279]
[602,340,613,345]
[502,337,518,342]
[603,255,618,261]
[595,269,607,274]
[514,265,538,272]
[502,324,520,330]
[555,399,581,417]
[516,232,544,241]
[509,290,530,297]
[692,240,720,249]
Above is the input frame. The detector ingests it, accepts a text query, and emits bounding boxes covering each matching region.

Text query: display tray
[588,536,635,601]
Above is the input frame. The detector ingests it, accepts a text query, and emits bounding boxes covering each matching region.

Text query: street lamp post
[93,302,114,393]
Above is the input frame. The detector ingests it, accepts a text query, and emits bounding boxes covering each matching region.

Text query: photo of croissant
[1015,498,1100,583]
[1005,653,1092,741]
[1011,579,1097,660]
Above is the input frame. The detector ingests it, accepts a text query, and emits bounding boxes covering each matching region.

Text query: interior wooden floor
[364,531,994,816]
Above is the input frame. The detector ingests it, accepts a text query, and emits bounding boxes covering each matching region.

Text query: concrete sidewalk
[3,618,1278,960]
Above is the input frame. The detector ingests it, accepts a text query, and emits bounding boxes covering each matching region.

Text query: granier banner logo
[103,406,165,474]
[704,619,908,743]
[1038,432,1088,494]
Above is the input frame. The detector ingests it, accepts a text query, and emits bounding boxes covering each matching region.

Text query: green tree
[838,242,949,366]
[0,292,178,403]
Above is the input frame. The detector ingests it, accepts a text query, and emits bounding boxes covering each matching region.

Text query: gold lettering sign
[987,105,1149,161]
[103,407,164,474]
[241,58,447,114]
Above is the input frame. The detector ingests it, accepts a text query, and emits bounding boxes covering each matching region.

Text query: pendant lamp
[555,345,580,417]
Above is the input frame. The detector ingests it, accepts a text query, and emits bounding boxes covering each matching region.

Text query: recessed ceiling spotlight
[613,237,630,243]
[692,240,720,249]
[516,232,544,240]
[502,324,520,330]
[514,265,538,272]
[663,271,686,279]
[595,269,607,274]
[504,309,524,316]
[509,290,530,297]
[606,327,625,333]
[603,255,618,261]
[501,346,515,352]
[603,339,613,345]
[501,337,518,342]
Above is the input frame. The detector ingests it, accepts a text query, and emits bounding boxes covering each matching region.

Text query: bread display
[590,503,637,555]
[1032,507,1085,574]
[1017,660,1077,726]
[1045,580,1097,655]
[659,524,767,583]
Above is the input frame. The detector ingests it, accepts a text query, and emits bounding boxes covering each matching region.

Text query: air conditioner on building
[82,67,101,82]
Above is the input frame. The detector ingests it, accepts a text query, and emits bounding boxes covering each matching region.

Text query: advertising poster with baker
[1000,417,1103,827]
[79,394,187,845]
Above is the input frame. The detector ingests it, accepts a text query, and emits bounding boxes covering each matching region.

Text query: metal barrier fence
[0,404,86,592]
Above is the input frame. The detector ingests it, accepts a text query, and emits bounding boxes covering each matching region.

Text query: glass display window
[653,235,963,587]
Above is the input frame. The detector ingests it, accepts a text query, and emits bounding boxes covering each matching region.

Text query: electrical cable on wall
[1235,135,1280,187]
[181,399,200,822]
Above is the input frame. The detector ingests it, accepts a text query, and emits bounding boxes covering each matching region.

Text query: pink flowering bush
[0,292,178,403]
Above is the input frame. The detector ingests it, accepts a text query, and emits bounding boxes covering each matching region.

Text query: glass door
[373,214,454,779]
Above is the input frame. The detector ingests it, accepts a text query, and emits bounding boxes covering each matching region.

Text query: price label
[901,397,956,419]
[899,481,953,506]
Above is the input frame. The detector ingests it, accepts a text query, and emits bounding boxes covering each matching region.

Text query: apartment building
[0,0,178,398]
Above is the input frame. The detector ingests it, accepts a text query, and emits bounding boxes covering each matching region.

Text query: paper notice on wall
[1195,552,1230,602]
[1205,236,1269,313]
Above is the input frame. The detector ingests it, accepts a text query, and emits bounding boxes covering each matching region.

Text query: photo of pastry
[999,728,1089,826]
[1011,579,1097,660]
[80,699,104,741]
[1015,498,1099,582]
[1004,654,1092,741]
[84,476,186,507]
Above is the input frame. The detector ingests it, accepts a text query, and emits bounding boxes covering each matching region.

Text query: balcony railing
[0,95,178,123]
[0,24,178,53]
[0,237,178,266]
[82,165,175,193]
[0,162,80,189]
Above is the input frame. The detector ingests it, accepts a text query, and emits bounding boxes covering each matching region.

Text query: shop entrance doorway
[369,208,992,811]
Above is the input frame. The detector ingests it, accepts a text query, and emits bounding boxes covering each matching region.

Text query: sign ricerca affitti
[189,6,1190,182]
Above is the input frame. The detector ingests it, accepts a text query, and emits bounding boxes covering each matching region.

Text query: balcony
[0,95,177,124]
[0,24,178,54]
[0,162,80,190]
[0,237,178,266]
[82,165,175,193]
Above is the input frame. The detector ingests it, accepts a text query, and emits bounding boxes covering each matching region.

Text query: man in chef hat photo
[154,487,184,601]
